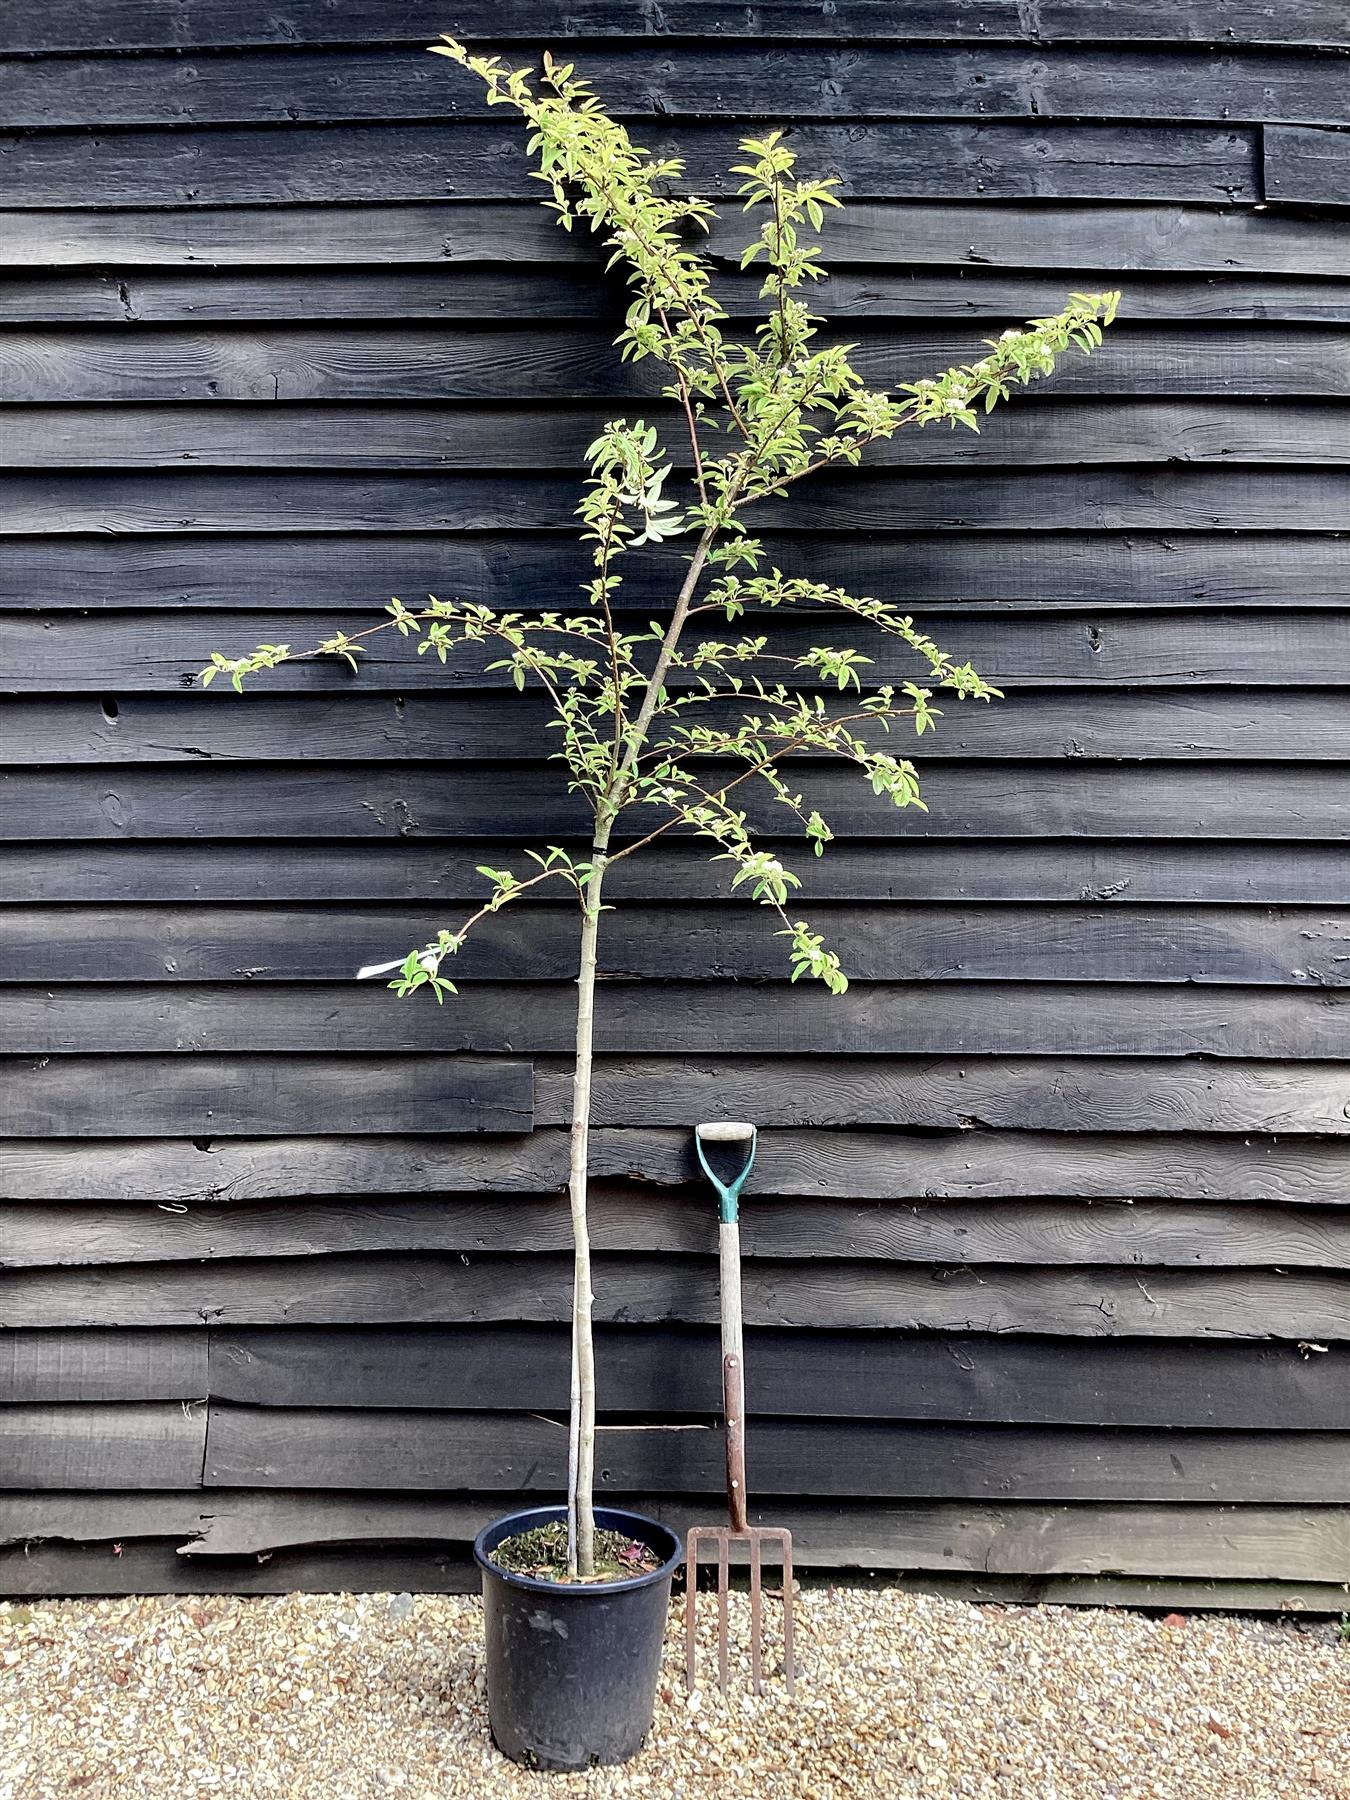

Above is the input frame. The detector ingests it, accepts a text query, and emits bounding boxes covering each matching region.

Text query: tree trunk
[565,842,607,1578]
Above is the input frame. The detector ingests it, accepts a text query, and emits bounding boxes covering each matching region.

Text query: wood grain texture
[6,902,1347,988]
[16,689,1350,766]
[6,765,1348,845]
[9,399,1348,468]
[11,1194,1350,1272]
[201,1404,1350,1499]
[6,4,1346,52]
[8,981,1347,1060]
[175,1492,1350,1581]
[5,1255,1350,1337]
[2,201,1347,274]
[0,122,1258,208]
[210,1325,1350,1428]
[0,1404,206,1490]
[11,1127,1350,1204]
[3,533,1344,611]
[6,840,1350,906]
[6,1051,1347,1137]
[3,467,1349,535]
[0,1328,207,1401]
[1265,125,1350,207]
[12,609,1349,692]
[2,45,1346,131]
[3,325,1341,404]
[7,276,1350,330]
[0,1539,476,1595]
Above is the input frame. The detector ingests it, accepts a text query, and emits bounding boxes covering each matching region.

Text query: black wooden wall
[2,3,1349,1602]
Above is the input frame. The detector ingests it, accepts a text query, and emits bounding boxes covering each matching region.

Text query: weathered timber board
[5,1052,1347,1138]
[11,611,1349,691]
[1,533,1343,611]
[208,1325,1350,1429]
[0,122,1259,207]
[5,1255,1349,1337]
[6,279,1350,329]
[4,467,1350,535]
[0,1540,476,1595]
[8,982,1347,1059]
[1265,125,1350,208]
[6,3,1346,53]
[7,399,1348,466]
[6,841,1348,905]
[14,690,1350,766]
[201,1405,1350,1500]
[0,1404,206,1490]
[2,202,1344,275]
[2,325,1340,402]
[0,1328,207,1401]
[5,1127,1350,1204]
[6,902,1348,987]
[173,1492,1350,1581]
[1,45,1346,130]
[6,766,1350,842]
[10,1195,1350,1271]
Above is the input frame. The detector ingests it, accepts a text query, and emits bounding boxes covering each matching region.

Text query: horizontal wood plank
[1265,124,1350,208]
[4,1254,1349,1337]
[2,45,1347,131]
[7,982,1347,1059]
[8,400,1349,469]
[0,1539,475,1594]
[11,610,1349,692]
[6,764,1348,842]
[5,902,1346,988]
[2,202,1346,276]
[7,275,1350,329]
[0,1328,206,1401]
[7,3,1346,53]
[10,1128,1350,1205]
[11,1194,1350,1271]
[1,532,1343,611]
[202,1404,1350,1499]
[174,1492,1350,1581]
[2,467,1349,534]
[3,325,1341,403]
[5,1051,1346,1138]
[0,122,1258,207]
[210,1326,1350,1428]
[7,841,1348,906]
[13,689,1350,767]
[0,1491,208,1546]
[0,1403,206,1490]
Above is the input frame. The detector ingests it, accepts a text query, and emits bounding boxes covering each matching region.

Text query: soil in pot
[489,1520,662,1584]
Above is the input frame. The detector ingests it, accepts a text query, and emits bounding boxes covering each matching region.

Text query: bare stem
[565,843,607,1578]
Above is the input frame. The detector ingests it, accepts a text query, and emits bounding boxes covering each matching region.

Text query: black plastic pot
[473,1504,682,1772]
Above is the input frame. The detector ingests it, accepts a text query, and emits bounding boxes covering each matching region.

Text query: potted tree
[203,40,1118,1771]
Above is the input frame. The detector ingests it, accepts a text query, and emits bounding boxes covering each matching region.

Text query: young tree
[204,42,1119,1577]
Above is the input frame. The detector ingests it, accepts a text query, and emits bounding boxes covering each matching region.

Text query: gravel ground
[0,1588,1345,1800]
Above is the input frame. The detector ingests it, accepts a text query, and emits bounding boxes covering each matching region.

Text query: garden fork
[685,1121,796,1696]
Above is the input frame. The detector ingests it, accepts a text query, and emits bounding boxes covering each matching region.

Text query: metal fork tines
[685,1521,796,1696]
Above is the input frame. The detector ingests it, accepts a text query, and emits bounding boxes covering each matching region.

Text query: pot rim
[473,1503,683,1598]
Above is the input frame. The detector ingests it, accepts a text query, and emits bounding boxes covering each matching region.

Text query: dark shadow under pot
[474,1504,684,1772]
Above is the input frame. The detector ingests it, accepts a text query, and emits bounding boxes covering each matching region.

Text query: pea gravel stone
[0,1588,1345,1798]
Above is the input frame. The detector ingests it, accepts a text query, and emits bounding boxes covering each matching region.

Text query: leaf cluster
[203,43,1120,998]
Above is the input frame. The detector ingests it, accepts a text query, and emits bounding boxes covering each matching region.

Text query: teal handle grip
[695,1127,757,1224]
